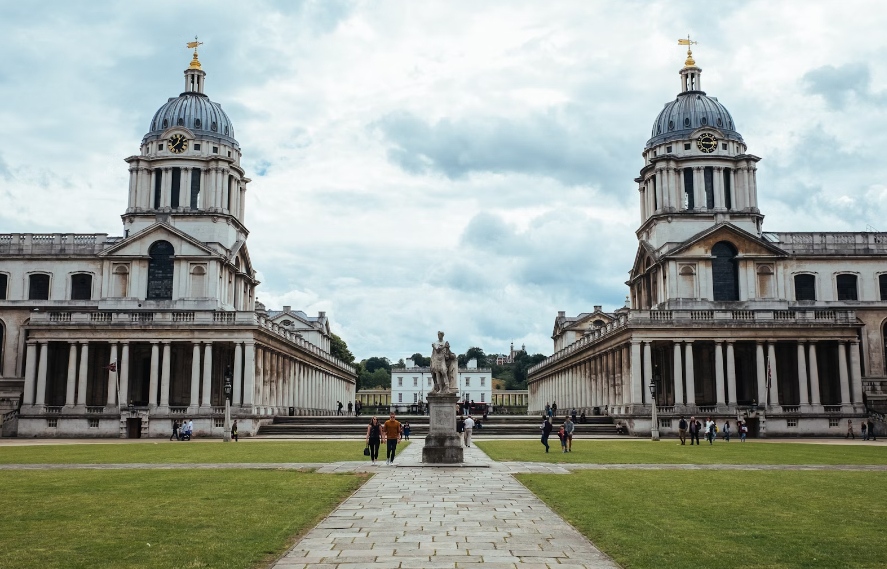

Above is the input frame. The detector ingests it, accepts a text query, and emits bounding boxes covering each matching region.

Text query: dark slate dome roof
[144,92,238,146]
[647,91,742,148]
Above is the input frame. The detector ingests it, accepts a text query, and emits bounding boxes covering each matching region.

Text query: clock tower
[122,42,250,252]
[634,44,763,255]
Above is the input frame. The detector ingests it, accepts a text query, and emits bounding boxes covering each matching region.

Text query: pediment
[629,240,659,280]
[664,222,788,259]
[99,222,218,258]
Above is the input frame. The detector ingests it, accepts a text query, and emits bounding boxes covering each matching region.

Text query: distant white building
[391,358,492,408]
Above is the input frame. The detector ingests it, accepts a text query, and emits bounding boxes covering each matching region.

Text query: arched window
[711,241,739,301]
[593,319,604,328]
[756,265,774,299]
[70,274,92,300]
[880,274,887,301]
[836,274,858,301]
[795,274,816,301]
[147,241,174,300]
[679,264,696,298]
[113,265,129,297]
[28,274,50,300]
[190,265,206,297]
[0,273,7,300]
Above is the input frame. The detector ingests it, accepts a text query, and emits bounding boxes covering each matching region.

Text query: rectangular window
[413,393,418,403]
[427,377,432,386]
[397,377,403,387]
[88,418,99,428]
[652,175,658,210]
[666,146,672,153]
[879,274,887,300]
[795,274,816,301]
[47,418,58,428]
[684,143,691,150]
[722,143,728,150]
[465,378,471,387]
[228,151,232,157]
[683,167,695,209]
[480,393,485,402]
[398,393,403,403]
[71,274,92,300]
[723,168,732,210]
[28,274,50,300]
[212,146,219,154]
[153,168,162,208]
[170,167,181,208]
[194,143,201,151]
[0,273,7,300]
[836,274,858,301]
[787,418,798,427]
[704,166,714,209]
[214,418,224,428]
[659,418,672,428]
[829,418,840,427]
[413,377,418,387]
[190,168,201,209]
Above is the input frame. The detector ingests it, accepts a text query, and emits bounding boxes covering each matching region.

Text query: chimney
[318,311,326,318]
[594,305,602,312]
[283,305,291,313]
[557,311,566,318]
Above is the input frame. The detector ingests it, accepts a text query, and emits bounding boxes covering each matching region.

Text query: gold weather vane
[187,36,203,70]
[678,35,697,67]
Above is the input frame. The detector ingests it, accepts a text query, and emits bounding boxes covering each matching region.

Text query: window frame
[69,272,94,300]
[0,272,8,300]
[793,273,817,302]
[835,273,859,301]
[27,272,52,301]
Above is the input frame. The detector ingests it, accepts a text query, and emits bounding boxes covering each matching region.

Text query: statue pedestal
[422,393,464,464]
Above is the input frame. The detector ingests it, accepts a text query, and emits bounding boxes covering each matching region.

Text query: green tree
[410,353,430,367]
[363,356,391,374]
[329,333,354,364]
[458,346,487,367]
[358,368,391,389]
[392,358,406,369]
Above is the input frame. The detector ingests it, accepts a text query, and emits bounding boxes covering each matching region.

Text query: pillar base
[422,394,463,464]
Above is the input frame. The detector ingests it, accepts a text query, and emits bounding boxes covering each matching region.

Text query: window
[684,117,691,127]
[836,274,858,301]
[228,151,232,157]
[170,167,181,208]
[480,393,485,402]
[0,273,7,299]
[281,320,292,326]
[190,168,201,208]
[212,146,218,154]
[722,143,728,150]
[88,418,99,428]
[194,143,201,151]
[666,146,672,153]
[757,265,774,299]
[413,393,418,403]
[427,377,432,386]
[214,418,224,427]
[113,265,129,297]
[146,241,174,300]
[413,377,418,387]
[211,122,217,132]
[190,265,206,297]
[162,119,168,128]
[787,418,798,427]
[679,265,696,298]
[398,393,403,403]
[465,377,471,387]
[711,241,739,301]
[153,168,162,208]
[880,274,887,300]
[480,377,486,386]
[795,274,816,301]
[829,418,840,427]
[683,167,695,209]
[28,274,50,300]
[47,418,58,428]
[704,166,714,209]
[70,274,92,300]
[195,119,202,128]
[684,143,691,150]
[177,117,184,126]
[723,168,733,209]
[397,377,403,387]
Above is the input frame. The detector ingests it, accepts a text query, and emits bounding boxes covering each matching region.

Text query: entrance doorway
[126,418,142,438]
[745,417,760,438]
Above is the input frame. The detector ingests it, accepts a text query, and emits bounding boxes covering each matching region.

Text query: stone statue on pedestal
[430,331,458,395]
[423,330,464,464]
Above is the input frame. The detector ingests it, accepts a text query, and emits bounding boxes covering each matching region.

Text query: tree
[329,333,354,364]
[364,356,391,374]
[358,368,391,389]
[458,346,487,367]
[392,358,406,369]
[410,353,430,367]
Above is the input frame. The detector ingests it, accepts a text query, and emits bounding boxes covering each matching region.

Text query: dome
[647,91,742,148]
[144,92,238,147]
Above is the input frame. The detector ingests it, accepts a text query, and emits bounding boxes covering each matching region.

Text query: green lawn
[518,470,887,568]
[0,440,408,464]
[476,439,887,465]
[0,469,365,569]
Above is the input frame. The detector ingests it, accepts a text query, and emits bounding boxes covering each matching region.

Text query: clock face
[696,133,717,153]
[168,134,188,154]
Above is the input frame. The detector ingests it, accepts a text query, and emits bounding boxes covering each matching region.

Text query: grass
[518,470,887,568]
[476,439,887,465]
[0,469,365,569]
[0,440,408,464]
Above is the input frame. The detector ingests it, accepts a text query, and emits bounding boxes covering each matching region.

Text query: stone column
[190,342,201,412]
[147,342,159,407]
[609,351,617,407]
[255,347,264,412]
[685,342,696,406]
[65,343,78,407]
[726,341,737,406]
[797,342,809,407]
[850,340,863,405]
[35,341,49,406]
[838,341,851,408]
[673,342,683,405]
[119,342,130,406]
[159,341,171,408]
[233,343,243,406]
[615,351,623,406]
[202,342,213,410]
[23,341,38,406]
[269,353,277,413]
[263,349,272,411]
[643,342,652,406]
[622,345,630,407]
[694,167,705,210]
[767,342,780,407]
[715,341,726,406]
[243,342,255,408]
[77,342,90,407]
[713,167,724,210]
[755,341,766,407]
[107,343,118,406]
[630,341,641,406]
[161,167,171,207]
[808,342,821,407]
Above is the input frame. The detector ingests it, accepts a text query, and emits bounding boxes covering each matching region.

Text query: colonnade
[128,165,247,221]
[491,392,529,407]
[639,164,758,221]
[253,344,351,415]
[529,338,864,414]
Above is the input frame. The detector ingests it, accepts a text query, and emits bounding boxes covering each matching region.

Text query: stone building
[0,48,356,437]
[528,48,884,436]
[391,359,492,408]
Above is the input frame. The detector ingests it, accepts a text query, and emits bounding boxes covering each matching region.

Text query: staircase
[256,414,621,438]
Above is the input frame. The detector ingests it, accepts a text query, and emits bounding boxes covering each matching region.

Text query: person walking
[337,401,343,416]
[705,417,717,445]
[558,425,568,453]
[571,408,577,422]
[463,415,475,447]
[366,416,382,465]
[355,400,361,416]
[545,403,551,418]
[869,419,877,441]
[403,421,411,440]
[740,421,748,442]
[170,419,179,441]
[457,415,465,438]
[678,416,688,445]
[862,421,868,441]
[552,401,558,418]
[564,415,575,452]
[540,415,552,453]
[722,420,731,442]
[688,416,700,445]
[348,401,353,415]
[231,420,238,442]
[382,412,402,465]
[185,419,194,440]
[846,419,855,439]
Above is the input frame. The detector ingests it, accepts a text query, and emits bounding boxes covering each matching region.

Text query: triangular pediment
[629,241,659,281]
[99,222,219,258]
[664,222,788,259]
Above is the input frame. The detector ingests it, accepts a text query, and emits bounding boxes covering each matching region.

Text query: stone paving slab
[270,440,621,568]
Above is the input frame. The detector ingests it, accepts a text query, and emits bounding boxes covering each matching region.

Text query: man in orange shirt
[382,412,402,465]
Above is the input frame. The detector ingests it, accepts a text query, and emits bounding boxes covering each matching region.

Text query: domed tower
[123,43,250,250]
[634,44,762,252]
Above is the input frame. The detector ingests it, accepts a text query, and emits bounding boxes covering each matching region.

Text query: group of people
[678,416,747,445]
[169,419,238,441]
[457,415,481,447]
[540,415,575,453]
[848,419,878,440]
[365,413,404,466]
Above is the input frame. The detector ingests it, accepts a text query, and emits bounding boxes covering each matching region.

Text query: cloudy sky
[2,1,886,360]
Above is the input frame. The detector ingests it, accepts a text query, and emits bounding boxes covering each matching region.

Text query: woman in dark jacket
[366,416,382,465]
[540,416,552,453]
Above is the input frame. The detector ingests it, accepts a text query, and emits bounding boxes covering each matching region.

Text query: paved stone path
[271,440,620,568]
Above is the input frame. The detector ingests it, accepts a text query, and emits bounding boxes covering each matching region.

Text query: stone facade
[391,358,492,408]
[0,51,356,437]
[528,54,883,436]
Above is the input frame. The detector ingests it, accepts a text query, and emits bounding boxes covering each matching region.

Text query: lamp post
[649,370,660,441]
[223,365,233,443]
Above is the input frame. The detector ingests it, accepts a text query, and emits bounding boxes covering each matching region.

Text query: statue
[430,331,458,395]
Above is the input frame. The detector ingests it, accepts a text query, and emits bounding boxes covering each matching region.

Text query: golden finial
[678,36,697,67]
[186,36,203,70]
